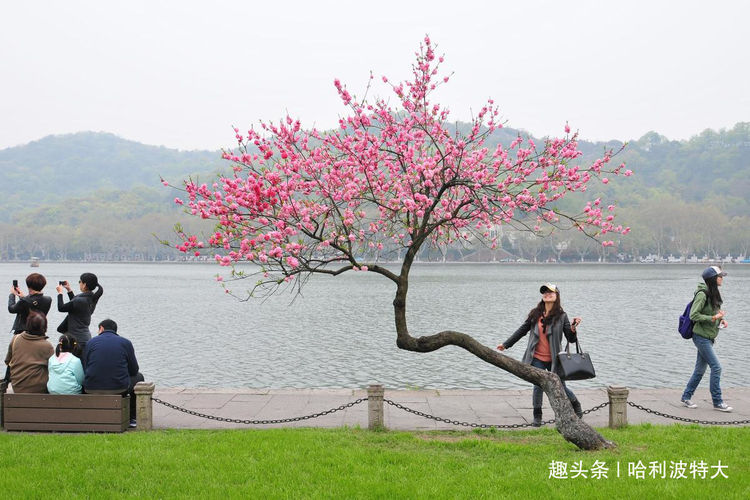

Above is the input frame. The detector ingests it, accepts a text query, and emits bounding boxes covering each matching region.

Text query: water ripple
[2,262,747,391]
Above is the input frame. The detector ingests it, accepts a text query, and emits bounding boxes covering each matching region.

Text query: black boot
[571,400,583,418]
[532,408,543,427]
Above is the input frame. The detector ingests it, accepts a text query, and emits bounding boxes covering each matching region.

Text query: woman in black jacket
[497,283,582,427]
[56,272,103,351]
[8,273,52,335]
[6,273,52,382]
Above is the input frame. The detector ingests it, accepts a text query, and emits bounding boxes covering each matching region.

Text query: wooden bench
[1,380,155,432]
[2,392,130,432]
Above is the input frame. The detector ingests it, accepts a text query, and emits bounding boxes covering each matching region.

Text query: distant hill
[1,124,748,261]
[0,132,222,221]
[579,123,750,217]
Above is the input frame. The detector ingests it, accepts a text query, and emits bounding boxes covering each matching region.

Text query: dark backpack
[678,291,701,339]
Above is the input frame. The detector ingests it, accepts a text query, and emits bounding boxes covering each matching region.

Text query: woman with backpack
[680,266,732,412]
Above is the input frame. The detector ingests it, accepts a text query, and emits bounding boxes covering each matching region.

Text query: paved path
[151,386,750,430]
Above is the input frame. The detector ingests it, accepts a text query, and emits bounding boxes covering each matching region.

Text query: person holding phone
[681,266,732,412]
[6,273,52,383]
[8,273,52,335]
[56,273,103,352]
[497,283,583,427]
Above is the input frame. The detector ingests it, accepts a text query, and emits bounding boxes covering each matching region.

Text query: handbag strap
[9,334,20,368]
[562,339,584,354]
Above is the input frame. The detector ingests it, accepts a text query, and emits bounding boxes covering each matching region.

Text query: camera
[59,281,66,286]
[12,279,18,288]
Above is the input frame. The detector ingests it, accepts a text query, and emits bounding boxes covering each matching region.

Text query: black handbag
[57,316,68,334]
[556,340,596,380]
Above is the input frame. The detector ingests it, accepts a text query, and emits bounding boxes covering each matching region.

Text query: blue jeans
[682,335,723,406]
[531,357,578,409]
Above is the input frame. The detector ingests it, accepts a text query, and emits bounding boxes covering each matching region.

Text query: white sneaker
[714,403,733,412]
[681,399,697,409]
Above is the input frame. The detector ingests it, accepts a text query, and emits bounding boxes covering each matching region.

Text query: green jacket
[689,283,721,340]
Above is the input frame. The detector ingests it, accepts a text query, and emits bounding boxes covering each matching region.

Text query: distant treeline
[0,124,748,262]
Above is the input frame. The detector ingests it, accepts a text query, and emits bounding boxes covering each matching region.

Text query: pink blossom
[286,256,300,268]
[167,36,631,290]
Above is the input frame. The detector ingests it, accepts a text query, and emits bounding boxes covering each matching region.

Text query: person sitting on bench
[82,319,144,428]
[4,311,54,393]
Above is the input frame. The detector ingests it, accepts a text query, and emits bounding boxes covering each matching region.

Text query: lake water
[2,262,748,391]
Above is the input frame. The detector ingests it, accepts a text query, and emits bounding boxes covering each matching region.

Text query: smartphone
[12,279,18,289]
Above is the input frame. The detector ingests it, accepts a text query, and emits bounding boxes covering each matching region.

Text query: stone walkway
[151,386,750,430]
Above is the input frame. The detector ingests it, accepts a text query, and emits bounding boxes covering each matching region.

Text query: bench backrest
[2,392,129,432]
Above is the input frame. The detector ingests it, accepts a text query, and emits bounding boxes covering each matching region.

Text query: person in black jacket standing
[8,273,52,334]
[6,273,52,382]
[497,283,583,427]
[83,318,144,428]
[56,272,103,352]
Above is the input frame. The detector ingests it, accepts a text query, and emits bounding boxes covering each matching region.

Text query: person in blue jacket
[83,318,144,427]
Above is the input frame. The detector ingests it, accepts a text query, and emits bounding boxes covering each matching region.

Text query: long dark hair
[526,293,565,326]
[703,275,723,310]
[56,334,82,358]
[80,272,103,310]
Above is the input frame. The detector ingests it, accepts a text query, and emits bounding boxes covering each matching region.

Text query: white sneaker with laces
[714,403,733,412]
[681,399,697,408]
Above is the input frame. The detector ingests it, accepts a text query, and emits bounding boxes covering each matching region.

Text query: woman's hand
[571,317,582,330]
[11,286,23,297]
[56,284,65,294]
[64,280,72,292]
[496,344,506,351]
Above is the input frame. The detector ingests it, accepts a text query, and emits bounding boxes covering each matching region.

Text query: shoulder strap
[9,334,20,367]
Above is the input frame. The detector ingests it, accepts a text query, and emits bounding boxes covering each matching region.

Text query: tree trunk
[392,251,615,450]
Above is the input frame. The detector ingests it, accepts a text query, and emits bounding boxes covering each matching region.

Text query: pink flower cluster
[172,36,631,280]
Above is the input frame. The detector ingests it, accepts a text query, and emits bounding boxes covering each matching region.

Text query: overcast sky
[2,0,748,151]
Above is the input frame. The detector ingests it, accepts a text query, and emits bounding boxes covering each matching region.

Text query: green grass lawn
[1,424,747,499]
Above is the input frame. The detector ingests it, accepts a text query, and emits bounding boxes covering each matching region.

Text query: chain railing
[151,396,367,425]
[384,399,610,429]
[151,396,610,428]
[627,401,750,426]
[151,395,750,428]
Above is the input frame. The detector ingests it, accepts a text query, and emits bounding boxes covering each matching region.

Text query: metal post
[367,384,384,430]
[607,385,629,428]
[134,381,155,431]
